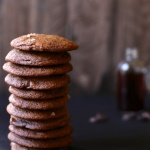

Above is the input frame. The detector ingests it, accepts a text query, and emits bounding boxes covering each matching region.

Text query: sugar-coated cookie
[9,124,73,139]
[5,74,70,90]
[10,34,78,52]
[3,62,72,76]
[9,94,69,110]
[10,115,70,131]
[9,132,72,149]
[9,86,69,100]
[7,103,68,120]
[5,49,71,66]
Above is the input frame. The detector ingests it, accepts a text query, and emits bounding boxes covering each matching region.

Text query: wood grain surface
[1,0,150,95]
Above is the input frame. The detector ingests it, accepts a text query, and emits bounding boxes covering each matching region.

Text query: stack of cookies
[3,33,78,150]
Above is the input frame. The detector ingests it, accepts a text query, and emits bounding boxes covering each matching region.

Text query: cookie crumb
[137,112,150,121]
[51,112,55,116]
[27,33,36,38]
[122,112,136,121]
[27,34,31,38]
[31,38,35,42]
[30,33,37,36]
[89,113,107,123]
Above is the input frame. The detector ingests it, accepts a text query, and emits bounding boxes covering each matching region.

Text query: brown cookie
[11,142,67,150]
[10,115,70,130]
[9,124,73,139]
[5,74,70,90]
[8,132,72,149]
[9,94,70,110]
[5,49,71,66]
[3,62,72,76]
[7,103,68,120]
[9,86,69,100]
[10,34,78,52]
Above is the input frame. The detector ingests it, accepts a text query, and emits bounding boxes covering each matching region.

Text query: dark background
[1,0,150,96]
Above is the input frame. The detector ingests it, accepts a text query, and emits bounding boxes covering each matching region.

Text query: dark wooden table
[1,95,150,150]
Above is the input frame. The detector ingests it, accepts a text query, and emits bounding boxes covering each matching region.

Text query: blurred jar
[117,48,146,111]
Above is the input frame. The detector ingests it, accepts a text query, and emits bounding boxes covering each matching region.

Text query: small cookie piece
[89,113,107,123]
[9,132,72,149]
[10,115,70,130]
[10,34,78,52]
[7,103,68,120]
[11,142,67,150]
[9,124,73,139]
[5,49,71,66]
[137,112,150,121]
[3,62,73,77]
[5,74,70,90]
[9,94,70,110]
[9,86,69,100]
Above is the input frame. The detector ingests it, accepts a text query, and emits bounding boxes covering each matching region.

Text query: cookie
[10,115,70,130]
[9,86,69,100]
[10,34,78,52]
[9,94,70,110]
[11,142,67,150]
[9,124,73,139]
[5,49,71,66]
[7,103,68,120]
[3,62,72,77]
[5,74,70,90]
[9,132,72,149]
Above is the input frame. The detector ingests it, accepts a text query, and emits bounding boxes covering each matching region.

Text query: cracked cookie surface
[11,34,78,52]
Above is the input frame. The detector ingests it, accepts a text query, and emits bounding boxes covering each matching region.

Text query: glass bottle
[117,48,146,111]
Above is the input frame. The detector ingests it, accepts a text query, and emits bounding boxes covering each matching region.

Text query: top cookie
[10,34,78,52]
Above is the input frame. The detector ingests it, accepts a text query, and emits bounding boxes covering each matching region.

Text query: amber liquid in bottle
[117,71,145,111]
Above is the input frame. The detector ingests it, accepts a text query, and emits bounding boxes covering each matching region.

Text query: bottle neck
[125,48,138,62]
[126,55,138,62]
